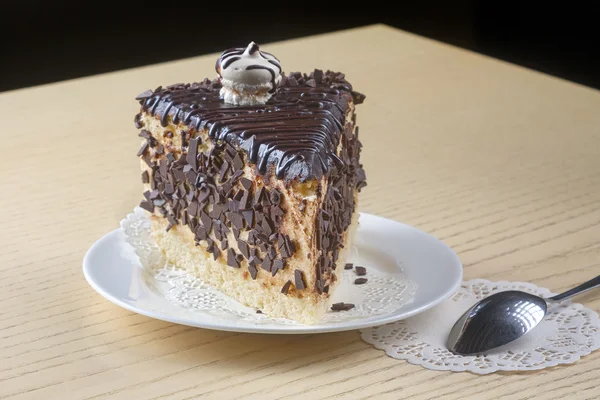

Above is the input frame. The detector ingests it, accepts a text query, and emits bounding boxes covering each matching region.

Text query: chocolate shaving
[189,216,198,231]
[194,173,206,188]
[228,199,239,212]
[240,178,253,190]
[294,270,306,290]
[232,153,243,171]
[268,246,277,260]
[135,90,154,100]
[213,223,223,241]
[138,130,151,139]
[134,113,144,129]
[139,200,154,213]
[222,182,233,197]
[209,203,224,219]
[187,138,198,171]
[355,266,366,276]
[272,258,284,276]
[351,91,366,105]
[315,278,324,294]
[159,159,168,179]
[200,211,212,233]
[195,226,207,241]
[187,201,198,216]
[281,280,292,295]
[242,209,254,228]
[238,240,250,259]
[143,155,154,169]
[137,142,149,157]
[221,219,231,234]
[211,245,220,260]
[354,278,368,285]
[141,171,149,183]
[261,218,273,236]
[248,255,261,267]
[239,190,251,210]
[233,189,244,202]
[230,169,244,182]
[252,187,264,207]
[260,256,272,272]
[270,190,281,204]
[279,235,295,259]
[198,187,210,203]
[218,160,229,181]
[247,231,256,245]
[331,302,355,312]
[227,248,240,268]
[313,69,323,83]
[280,243,291,259]
[248,264,257,280]
[173,168,185,181]
[227,212,244,230]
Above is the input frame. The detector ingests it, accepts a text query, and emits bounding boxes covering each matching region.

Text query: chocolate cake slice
[135,43,366,323]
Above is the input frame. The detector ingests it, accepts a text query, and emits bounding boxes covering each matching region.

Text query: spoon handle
[548,275,600,302]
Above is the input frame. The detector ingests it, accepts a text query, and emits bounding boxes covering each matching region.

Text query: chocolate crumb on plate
[354,278,368,285]
[344,263,353,270]
[355,266,366,276]
[331,302,355,312]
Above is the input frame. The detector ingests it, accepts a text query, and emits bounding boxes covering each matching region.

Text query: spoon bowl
[447,275,600,355]
[447,291,547,355]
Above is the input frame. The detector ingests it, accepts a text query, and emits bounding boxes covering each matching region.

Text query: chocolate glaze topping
[137,70,366,182]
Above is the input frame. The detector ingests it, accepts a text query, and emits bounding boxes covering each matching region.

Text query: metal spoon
[447,275,600,355]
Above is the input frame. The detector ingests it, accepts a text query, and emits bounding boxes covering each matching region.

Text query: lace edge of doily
[360,331,600,374]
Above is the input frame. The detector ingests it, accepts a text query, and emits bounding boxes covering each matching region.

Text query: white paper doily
[360,279,600,374]
[121,207,418,325]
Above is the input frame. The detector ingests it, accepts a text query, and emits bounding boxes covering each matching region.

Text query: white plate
[83,212,462,334]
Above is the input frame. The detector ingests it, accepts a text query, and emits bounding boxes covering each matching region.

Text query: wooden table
[2,24,600,399]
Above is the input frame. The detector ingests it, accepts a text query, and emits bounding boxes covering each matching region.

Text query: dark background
[1,1,599,92]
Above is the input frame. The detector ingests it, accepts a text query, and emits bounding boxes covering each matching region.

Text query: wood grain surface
[2,24,600,399]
